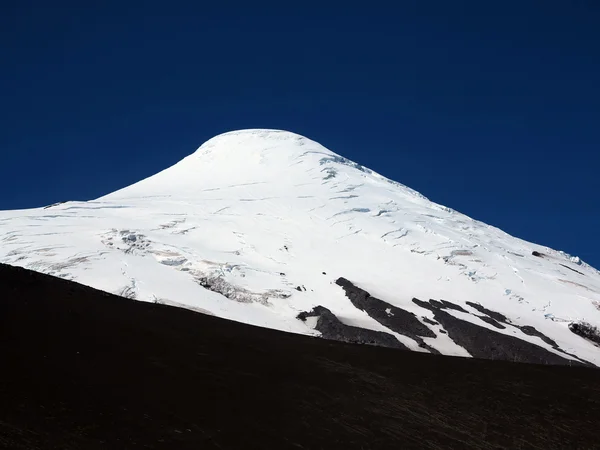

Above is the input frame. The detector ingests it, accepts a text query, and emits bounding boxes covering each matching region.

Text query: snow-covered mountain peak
[101,129,340,201]
[193,129,327,157]
[2,129,600,366]
[101,128,423,208]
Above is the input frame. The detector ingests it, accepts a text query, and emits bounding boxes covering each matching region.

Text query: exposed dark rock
[466,302,508,323]
[420,342,441,354]
[477,315,506,329]
[466,302,560,348]
[335,278,440,354]
[419,299,593,363]
[297,306,407,350]
[413,298,436,312]
[532,251,544,257]
[430,299,468,313]
[559,263,585,276]
[412,299,585,366]
[422,317,439,326]
[336,278,435,336]
[569,321,600,346]
[518,326,558,347]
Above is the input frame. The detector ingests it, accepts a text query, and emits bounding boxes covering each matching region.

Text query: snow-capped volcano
[2,129,599,365]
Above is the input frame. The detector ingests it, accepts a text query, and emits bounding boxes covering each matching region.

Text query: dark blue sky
[1,1,599,268]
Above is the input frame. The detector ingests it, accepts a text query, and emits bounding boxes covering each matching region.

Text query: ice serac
[2,128,600,366]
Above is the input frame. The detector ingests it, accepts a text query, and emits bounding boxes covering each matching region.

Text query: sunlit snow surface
[2,129,599,363]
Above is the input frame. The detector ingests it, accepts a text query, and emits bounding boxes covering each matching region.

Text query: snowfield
[2,129,599,364]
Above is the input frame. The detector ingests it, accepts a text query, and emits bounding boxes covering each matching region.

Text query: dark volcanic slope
[1,264,600,450]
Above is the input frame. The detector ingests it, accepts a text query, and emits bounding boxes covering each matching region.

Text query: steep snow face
[2,129,600,365]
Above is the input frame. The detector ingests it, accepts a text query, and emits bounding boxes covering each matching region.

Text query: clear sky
[1,1,599,268]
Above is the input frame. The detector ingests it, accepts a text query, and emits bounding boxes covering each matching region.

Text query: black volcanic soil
[1,264,600,449]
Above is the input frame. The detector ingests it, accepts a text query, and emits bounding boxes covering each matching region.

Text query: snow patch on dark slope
[1,128,600,365]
